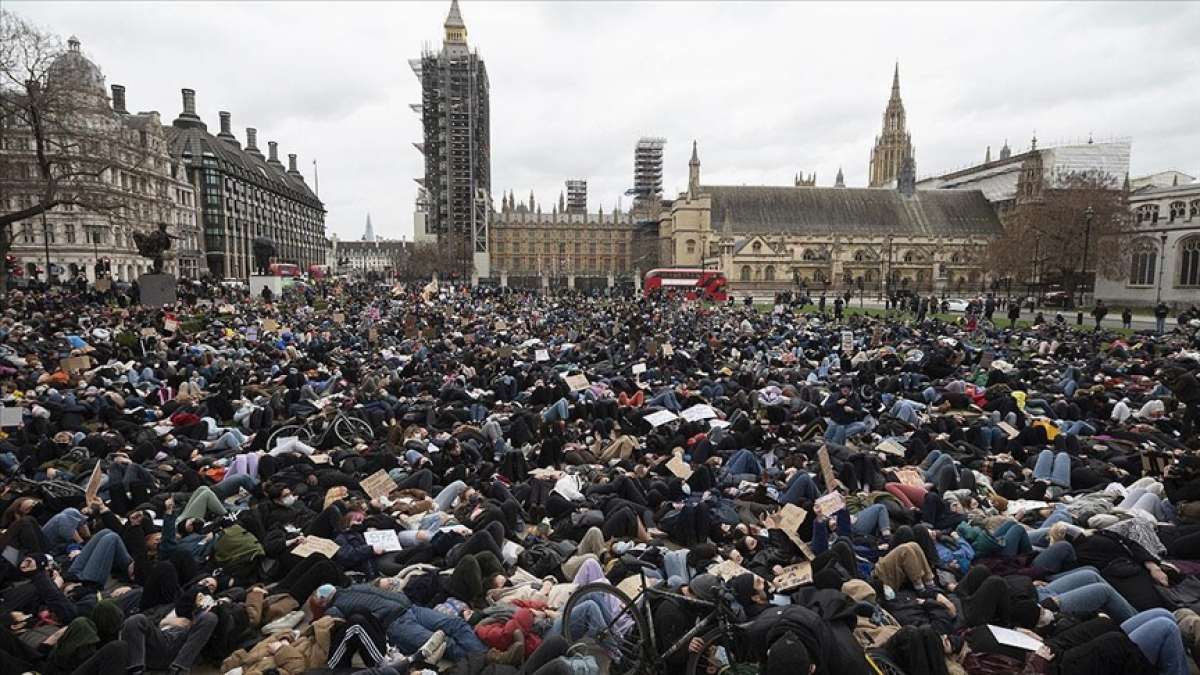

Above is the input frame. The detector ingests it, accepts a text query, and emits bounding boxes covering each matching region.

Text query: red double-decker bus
[643,268,728,302]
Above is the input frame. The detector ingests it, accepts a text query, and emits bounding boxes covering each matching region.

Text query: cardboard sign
[323,486,348,509]
[163,318,179,333]
[141,327,159,338]
[0,407,23,428]
[364,529,403,553]
[535,349,550,362]
[219,304,236,314]
[997,421,1020,439]
[95,278,112,292]
[360,469,398,500]
[841,330,854,352]
[274,436,299,450]
[311,453,331,465]
[661,343,674,357]
[766,504,813,559]
[333,313,346,325]
[773,561,813,591]
[84,461,104,505]
[368,328,379,343]
[60,356,91,372]
[711,559,752,581]
[872,326,884,347]
[644,410,679,428]
[817,445,838,493]
[979,351,995,371]
[877,438,906,457]
[262,319,280,332]
[666,455,693,480]
[813,491,846,520]
[564,374,590,392]
[896,467,925,487]
[292,536,340,559]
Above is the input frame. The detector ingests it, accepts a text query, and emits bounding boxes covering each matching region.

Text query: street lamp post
[41,210,51,286]
[1155,232,1168,304]
[1078,206,1095,307]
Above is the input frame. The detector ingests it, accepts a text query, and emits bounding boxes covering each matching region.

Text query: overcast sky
[10,1,1199,241]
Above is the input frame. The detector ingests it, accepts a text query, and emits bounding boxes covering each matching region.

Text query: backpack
[518,542,565,579]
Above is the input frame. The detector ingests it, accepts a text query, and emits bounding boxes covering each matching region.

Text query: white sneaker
[261,609,305,634]
[419,629,447,663]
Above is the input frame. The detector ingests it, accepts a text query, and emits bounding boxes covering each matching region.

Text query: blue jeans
[213,473,257,500]
[1057,420,1094,437]
[781,472,819,505]
[1033,450,1071,488]
[1038,568,1136,621]
[851,504,890,537]
[1032,541,1075,573]
[1119,489,1167,521]
[723,449,761,478]
[648,390,681,413]
[69,529,131,584]
[921,451,955,483]
[434,480,468,512]
[387,606,486,662]
[1029,504,1073,547]
[825,420,868,445]
[1123,608,1189,675]
[549,598,609,642]
[889,400,923,425]
[993,520,1032,557]
[542,399,570,423]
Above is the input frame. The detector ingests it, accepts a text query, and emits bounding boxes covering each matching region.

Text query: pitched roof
[165,124,323,211]
[703,185,1000,238]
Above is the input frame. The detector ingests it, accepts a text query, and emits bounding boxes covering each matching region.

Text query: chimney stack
[110,84,126,114]
[267,141,284,170]
[287,153,301,175]
[245,127,264,158]
[217,111,239,147]
[173,88,205,129]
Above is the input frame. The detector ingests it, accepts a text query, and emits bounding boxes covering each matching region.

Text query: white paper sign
[274,436,299,450]
[680,404,718,422]
[876,439,906,457]
[709,419,730,429]
[0,407,23,428]
[535,349,550,362]
[987,625,1044,651]
[841,330,854,352]
[632,363,647,375]
[666,455,693,480]
[813,492,846,519]
[364,529,402,552]
[644,410,679,427]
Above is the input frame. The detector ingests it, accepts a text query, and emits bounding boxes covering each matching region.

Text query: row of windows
[490,257,627,273]
[1129,237,1200,287]
[1136,201,1200,224]
[492,242,627,255]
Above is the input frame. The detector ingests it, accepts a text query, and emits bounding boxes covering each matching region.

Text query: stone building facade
[330,236,412,277]
[1095,172,1200,308]
[165,89,326,279]
[489,192,636,290]
[659,144,1001,296]
[2,38,202,283]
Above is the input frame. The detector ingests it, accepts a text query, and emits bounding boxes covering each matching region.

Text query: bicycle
[560,559,754,675]
[265,394,375,450]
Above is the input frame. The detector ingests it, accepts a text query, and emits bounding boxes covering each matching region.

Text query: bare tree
[987,170,1128,303]
[0,10,141,292]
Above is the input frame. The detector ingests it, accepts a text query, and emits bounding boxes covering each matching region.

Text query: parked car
[1042,291,1071,307]
[945,298,970,312]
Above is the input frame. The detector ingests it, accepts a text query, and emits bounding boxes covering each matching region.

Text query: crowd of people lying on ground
[0,277,1199,675]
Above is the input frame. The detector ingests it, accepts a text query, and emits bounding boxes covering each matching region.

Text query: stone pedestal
[607,273,615,288]
[500,270,509,288]
[249,275,284,299]
[138,273,177,307]
[540,273,549,293]
[470,272,479,288]
[567,274,576,290]
[634,269,642,292]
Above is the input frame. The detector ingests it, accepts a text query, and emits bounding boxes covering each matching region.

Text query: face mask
[281,495,297,507]
[165,439,179,448]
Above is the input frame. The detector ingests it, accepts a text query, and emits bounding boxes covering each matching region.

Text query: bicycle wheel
[686,625,753,675]
[266,424,312,451]
[333,415,374,446]
[561,582,651,675]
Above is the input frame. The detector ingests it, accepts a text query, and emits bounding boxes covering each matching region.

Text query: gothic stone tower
[868,63,915,188]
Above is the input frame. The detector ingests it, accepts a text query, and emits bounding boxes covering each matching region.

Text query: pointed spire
[1173,174,1179,187]
[794,172,799,186]
[985,145,992,163]
[999,138,1011,160]
[834,167,845,188]
[364,212,375,241]
[444,0,467,44]
[558,191,565,213]
[690,140,699,164]
[528,190,535,211]
[688,140,701,198]
[1031,131,1038,151]
[1123,172,1131,193]
[891,61,901,97]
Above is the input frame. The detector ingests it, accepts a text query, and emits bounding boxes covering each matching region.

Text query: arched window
[751,241,762,253]
[902,250,914,263]
[916,269,928,282]
[1128,239,1157,286]
[764,265,775,281]
[802,248,822,261]
[685,239,696,255]
[1136,204,1160,224]
[1180,237,1200,287]
[1170,202,1187,222]
[1191,200,1200,219]
[853,249,867,262]
[740,265,751,282]
[864,269,875,282]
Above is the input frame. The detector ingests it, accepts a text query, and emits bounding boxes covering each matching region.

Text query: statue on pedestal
[132,222,175,275]
[252,237,277,275]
